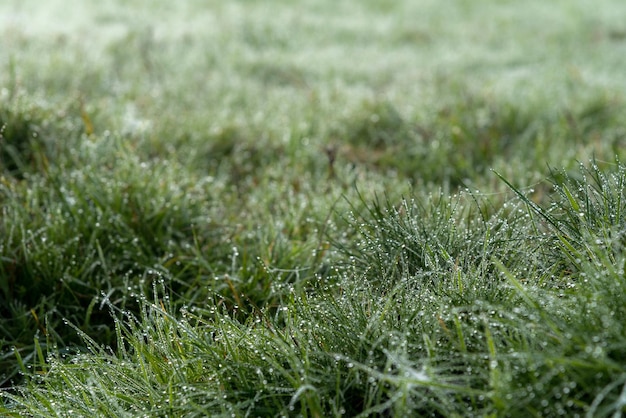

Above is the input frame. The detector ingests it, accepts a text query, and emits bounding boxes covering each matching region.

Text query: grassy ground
[1,0,626,416]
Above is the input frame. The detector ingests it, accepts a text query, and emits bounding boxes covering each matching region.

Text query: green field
[1,0,626,416]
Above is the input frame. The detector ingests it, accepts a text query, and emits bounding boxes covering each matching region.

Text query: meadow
[1,0,626,416]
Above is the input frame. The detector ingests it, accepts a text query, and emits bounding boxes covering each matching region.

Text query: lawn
[1,0,626,416]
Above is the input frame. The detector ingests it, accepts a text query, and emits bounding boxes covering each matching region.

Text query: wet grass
[1,0,626,416]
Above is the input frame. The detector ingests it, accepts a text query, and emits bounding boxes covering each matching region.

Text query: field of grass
[1,0,626,416]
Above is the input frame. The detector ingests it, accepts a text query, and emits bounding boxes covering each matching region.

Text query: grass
[1,0,626,416]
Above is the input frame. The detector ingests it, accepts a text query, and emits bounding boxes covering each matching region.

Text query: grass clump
[0,133,233,384]
[3,162,626,417]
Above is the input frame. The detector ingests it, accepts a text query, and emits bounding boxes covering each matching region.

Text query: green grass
[1,0,626,416]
